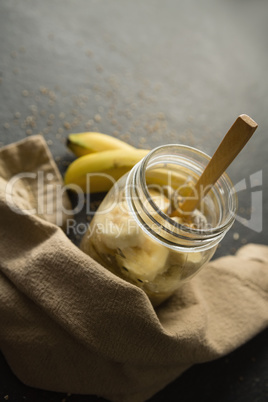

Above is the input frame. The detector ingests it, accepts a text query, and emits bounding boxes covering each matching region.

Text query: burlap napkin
[0,136,267,402]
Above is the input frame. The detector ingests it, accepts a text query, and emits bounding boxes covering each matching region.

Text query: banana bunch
[64,132,149,193]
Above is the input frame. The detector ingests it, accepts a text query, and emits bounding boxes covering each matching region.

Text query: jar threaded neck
[126,144,237,252]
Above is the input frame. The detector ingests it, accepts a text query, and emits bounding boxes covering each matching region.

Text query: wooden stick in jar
[171,114,258,217]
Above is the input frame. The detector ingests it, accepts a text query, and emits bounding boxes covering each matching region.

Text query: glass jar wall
[81,145,237,307]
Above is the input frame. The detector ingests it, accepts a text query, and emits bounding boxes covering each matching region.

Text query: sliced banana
[187,251,203,265]
[167,249,202,269]
[116,236,169,283]
[145,188,171,214]
[93,201,141,250]
[191,209,208,229]
[170,216,183,225]
[171,210,208,230]
[146,263,182,294]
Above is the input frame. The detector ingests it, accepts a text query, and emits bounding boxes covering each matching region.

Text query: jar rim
[135,144,238,240]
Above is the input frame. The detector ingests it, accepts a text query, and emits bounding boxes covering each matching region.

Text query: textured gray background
[0,0,268,401]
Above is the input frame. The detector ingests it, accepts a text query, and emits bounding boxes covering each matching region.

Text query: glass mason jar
[81,145,237,307]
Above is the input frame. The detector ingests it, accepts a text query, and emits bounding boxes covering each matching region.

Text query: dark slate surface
[0,0,267,401]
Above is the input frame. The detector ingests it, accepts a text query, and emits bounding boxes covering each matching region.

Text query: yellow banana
[64,148,150,193]
[67,132,136,157]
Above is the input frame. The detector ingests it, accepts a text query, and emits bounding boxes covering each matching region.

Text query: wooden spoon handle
[180,114,258,213]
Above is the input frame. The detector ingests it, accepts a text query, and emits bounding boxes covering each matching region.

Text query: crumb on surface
[233,232,240,240]
[94,114,102,122]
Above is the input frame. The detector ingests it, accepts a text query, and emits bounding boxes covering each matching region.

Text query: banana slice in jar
[94,188,170,249]
[113,189,170,283]
[116,236,169,283]
[93,200,141,250]
[87,188,171,282]
[145,188,171,214]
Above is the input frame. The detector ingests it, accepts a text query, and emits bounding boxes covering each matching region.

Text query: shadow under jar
[81,145,238,307]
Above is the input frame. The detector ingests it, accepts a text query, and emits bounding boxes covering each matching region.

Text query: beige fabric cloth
[0,136,267,402]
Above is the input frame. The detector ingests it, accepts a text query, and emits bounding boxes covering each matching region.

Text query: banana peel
[67,132,135,157]
[64,148,150,193]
